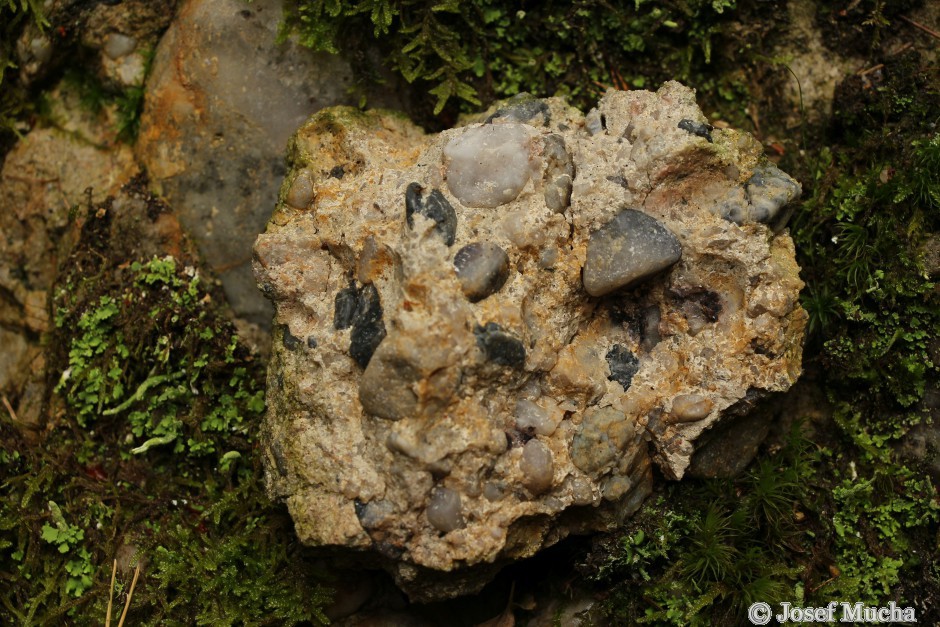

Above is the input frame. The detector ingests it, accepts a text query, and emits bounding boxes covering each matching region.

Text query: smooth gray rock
[520,439,554,494]
[582,209,682,296]
[138,0,403,328]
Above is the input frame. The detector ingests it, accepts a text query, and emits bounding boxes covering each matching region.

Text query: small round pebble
[670,393,713,422]
[520,439,554,494]
[443,124,533,208]
[426,487,465,532]
[454,242,510,302]
[104,33,138,60]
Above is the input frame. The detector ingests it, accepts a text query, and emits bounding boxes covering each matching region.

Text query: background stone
[137,0,405,329]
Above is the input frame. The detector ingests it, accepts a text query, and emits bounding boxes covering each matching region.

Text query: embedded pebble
[333,283,360,330]
[571,407,634,474]
[520,439,554,494]
[542,134,574,213]
[427,487,464,532]
[443,124,533,208]
[582,209,682,296]
[405,183,457,246]
[474,322,525,369]
[342,284,386,368]
[104,33,137,60]
[641,305,662,351]
[606,345,639,390]
[678,118,713,143]
[584,108,604,135]
[602,475,633,501]
[671,393,714,422]
[359,340,419,420]
[282,326,301,350]
[514,399,561,436]
[745,164,801,226]
[286,170,314,208]
[486,95,550,126]
[454,242,510,302]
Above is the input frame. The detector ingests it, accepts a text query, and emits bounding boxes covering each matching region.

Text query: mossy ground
[1,181,330,624]
[2,0,939,624]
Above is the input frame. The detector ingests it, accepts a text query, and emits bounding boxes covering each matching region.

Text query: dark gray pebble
[606,344,639,390]
[405,182,457,246]
[582,209,682,296]
[486,94,550,126]
[678,119,713,143]
[474,322,525,369]
[349,284,386,368]
[454,242,510,302]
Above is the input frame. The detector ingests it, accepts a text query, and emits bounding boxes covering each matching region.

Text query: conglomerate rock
[254,82,807,600]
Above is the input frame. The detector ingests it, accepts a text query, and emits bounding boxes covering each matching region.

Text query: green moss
[0,0,48,146]
[1,194,330,624]
[587,423,812,625]
[280,0,748,117]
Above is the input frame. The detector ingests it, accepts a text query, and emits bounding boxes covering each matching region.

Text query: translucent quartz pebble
[444,124,533,208]
[520,439,554,494]
[514,399,560,436]
[745,164,801,225]
[453,242,510,302]
[582,209,682,296]
[427,487,464,532]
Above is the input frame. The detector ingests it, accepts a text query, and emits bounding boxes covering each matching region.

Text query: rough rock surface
[254,83,807,600]
[137,0,404,328]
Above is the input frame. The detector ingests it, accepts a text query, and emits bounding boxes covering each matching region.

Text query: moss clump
[0,187,330,624]
[585,424,813,624]
[280,0,756,119]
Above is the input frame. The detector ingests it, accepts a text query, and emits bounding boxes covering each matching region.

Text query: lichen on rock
[254,81,807,601]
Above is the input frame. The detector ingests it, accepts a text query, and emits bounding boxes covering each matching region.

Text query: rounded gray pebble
[427,487,465,532]
[520,439,554,494]
[454,242,510,302]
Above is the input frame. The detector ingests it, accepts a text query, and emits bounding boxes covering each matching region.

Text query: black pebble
[606,344,639,390]
[349,284,386,368]
[332,282,387,368]
[405,182,457,246]
[474,322,526,369]
[282,325,301,350]
[329,165,345,179]
[333,283,360,330]
[306,336,318,349]
[678,119,714,143]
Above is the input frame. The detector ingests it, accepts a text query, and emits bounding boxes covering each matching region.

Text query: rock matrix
[254,82,807,600]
